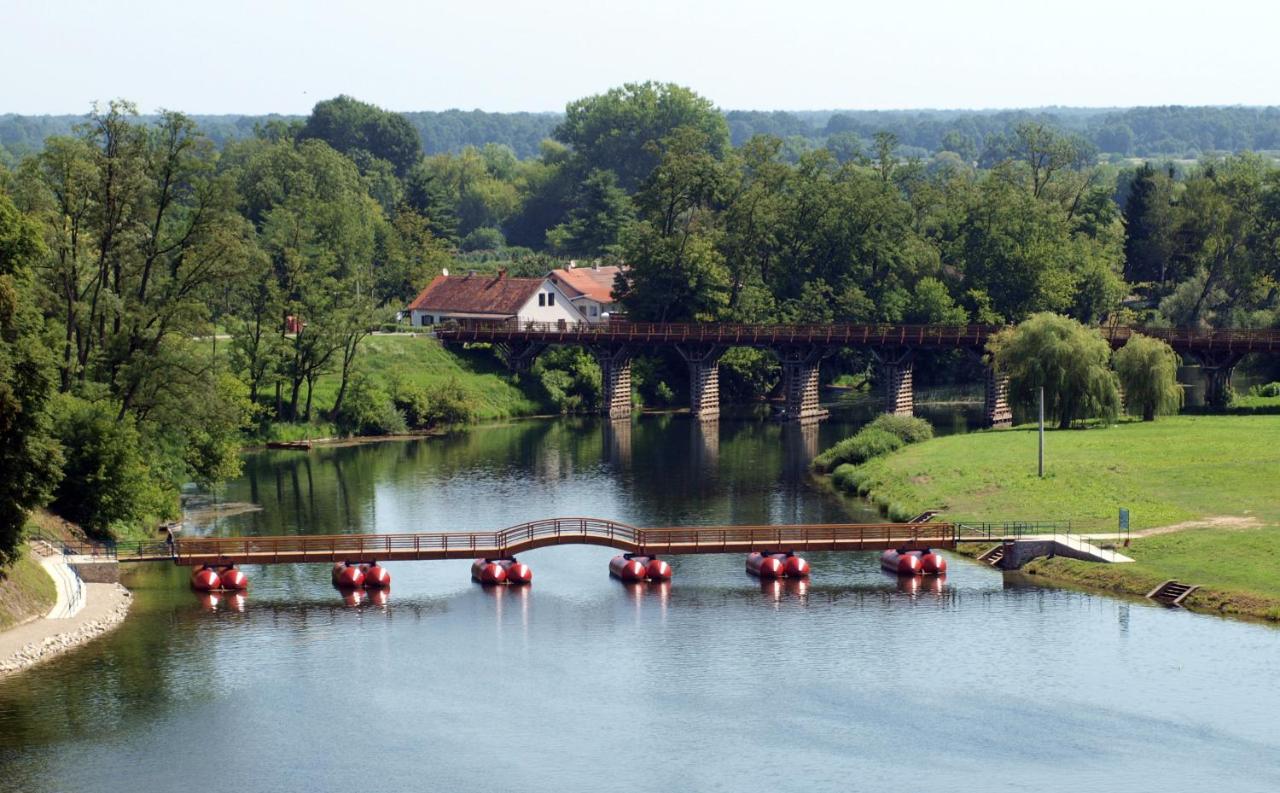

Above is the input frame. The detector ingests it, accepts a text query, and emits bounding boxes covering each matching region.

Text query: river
[2,400,1278,792]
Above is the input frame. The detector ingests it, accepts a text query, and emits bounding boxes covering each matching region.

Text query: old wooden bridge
[84,518,967,566]
[435,320,1280,424]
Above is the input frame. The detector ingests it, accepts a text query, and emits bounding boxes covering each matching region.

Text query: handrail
[435,319,1280,352]
[169,518,960,564]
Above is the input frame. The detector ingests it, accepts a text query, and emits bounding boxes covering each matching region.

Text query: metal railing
[956,521,1075,541]
[170,518,959,564]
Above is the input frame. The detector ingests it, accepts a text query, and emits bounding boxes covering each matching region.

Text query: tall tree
[988,312,1121,429]
[556,82,730,191]
[0,192,63,560]
[1113,334,1183,421]
[1123,163,1176,285]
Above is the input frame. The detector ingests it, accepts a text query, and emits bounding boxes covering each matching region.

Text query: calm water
[2,404,1278,792]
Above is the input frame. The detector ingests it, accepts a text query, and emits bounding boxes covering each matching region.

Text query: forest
[3,82,1280,556]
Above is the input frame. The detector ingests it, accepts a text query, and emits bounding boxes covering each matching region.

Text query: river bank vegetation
[3,82,1280,555]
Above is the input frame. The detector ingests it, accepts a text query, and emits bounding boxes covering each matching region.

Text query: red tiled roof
[407,273,543,316]
[548,266,620,304]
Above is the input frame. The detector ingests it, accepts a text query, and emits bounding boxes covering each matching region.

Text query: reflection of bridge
[436,320,1280,422]
[102,519,959,566]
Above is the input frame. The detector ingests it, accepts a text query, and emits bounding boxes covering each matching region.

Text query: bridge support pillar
[777,346,828,424]
[873,348,915,416]
[591,345,634,419]
[494,341,546,373]
[675,344,725,421]
[1193,351,1244,410]
[984,366,1013,427]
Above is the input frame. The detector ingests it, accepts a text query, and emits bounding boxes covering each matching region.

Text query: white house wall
[516,282,588,324]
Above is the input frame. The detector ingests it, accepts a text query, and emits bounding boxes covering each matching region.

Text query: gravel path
[0,579,132,678]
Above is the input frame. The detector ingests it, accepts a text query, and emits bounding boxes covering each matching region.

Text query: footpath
[0,544,131,678]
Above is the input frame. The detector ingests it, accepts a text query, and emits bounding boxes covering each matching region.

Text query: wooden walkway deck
[130,518,960,566]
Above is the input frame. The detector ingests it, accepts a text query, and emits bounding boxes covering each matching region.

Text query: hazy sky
[5,0,1277,115]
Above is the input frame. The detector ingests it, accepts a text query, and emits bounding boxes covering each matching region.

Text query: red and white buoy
[609,555,648,582]
[363,563,391,589]
[503,560,533,585]
[644,557,672,581]
[920,551,947,575]
[471,559,507,585]
[783,554,811,578]
[746,552,785,579]
[191,566,221,591]
[881,548,924,575]
[218,566,248,590]
[332,562,365,588]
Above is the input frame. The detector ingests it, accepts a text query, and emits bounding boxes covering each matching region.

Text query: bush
[423,379,474,425]
[813,427,904,471]
[866,413,934,444]
[1250,382,1280,398]
[336,377,407,436]
[831,463,859,492]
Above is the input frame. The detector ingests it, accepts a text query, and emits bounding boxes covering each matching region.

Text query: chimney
[592,260,600,271]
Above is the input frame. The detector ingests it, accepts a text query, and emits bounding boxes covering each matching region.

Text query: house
[546,263,623,322]
[406,270,587,327]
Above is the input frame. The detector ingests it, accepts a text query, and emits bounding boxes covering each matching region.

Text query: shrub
[1250,382,1280,398]
[336,377,407,436]
[423,379,474,425]
[831,463,859,492]
[866,413,934,444]
[813,427,904,471]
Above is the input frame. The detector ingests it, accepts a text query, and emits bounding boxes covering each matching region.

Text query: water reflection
[893,574,947,597]
[760,577,810,604]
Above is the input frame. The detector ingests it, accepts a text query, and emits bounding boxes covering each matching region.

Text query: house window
[420,314,434,326]
[548,292,555,306]
[590,305,598,317]
[538,294,546,307]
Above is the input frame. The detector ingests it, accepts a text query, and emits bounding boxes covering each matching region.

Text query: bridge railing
[171,519,959,562]
[436,319,1280,352]
[956,521,1074,541]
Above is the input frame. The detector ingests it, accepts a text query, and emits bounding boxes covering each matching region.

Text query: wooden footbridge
[74,518,965,567]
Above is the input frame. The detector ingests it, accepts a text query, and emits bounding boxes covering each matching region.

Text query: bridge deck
[125,519,960,566]
[435,320,1280,354]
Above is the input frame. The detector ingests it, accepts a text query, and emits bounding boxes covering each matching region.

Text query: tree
[546,168,633,256]
[1123,163,1175,285]
[556,82,730,191]
[299,95,421,176]
[988,313,1120,429]
[0,192,63,561]
[1113,334,1182,421]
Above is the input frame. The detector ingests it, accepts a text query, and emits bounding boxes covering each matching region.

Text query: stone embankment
[0,583,132,678]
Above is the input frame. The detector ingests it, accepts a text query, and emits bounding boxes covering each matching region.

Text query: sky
[4,0,1278,115]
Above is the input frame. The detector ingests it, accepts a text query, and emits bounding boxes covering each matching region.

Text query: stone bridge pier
[984,366,1013,427]
[675,343,726,421]
[873,348,916,416]
[590,344,634,419]
[776,346,828,424]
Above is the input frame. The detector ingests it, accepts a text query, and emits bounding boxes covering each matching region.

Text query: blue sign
[1119,508,1130,531]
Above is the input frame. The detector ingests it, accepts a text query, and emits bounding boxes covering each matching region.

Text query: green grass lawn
[0,552,56,631]
[849,414,1280,620]
[851,415,1280,532]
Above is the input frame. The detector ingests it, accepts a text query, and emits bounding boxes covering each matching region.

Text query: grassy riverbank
[0,553,55,632]
[207,335,546,440]
[834,415,1280,621]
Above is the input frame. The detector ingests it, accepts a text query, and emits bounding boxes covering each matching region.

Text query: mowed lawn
[853,415,1280,532]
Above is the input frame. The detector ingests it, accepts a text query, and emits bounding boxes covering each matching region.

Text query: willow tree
[1113,334,1183,421]
[988,312,1120,429]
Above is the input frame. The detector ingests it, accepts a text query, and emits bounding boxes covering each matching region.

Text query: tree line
[2,82,1280,560]
[8,103,1280,169]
